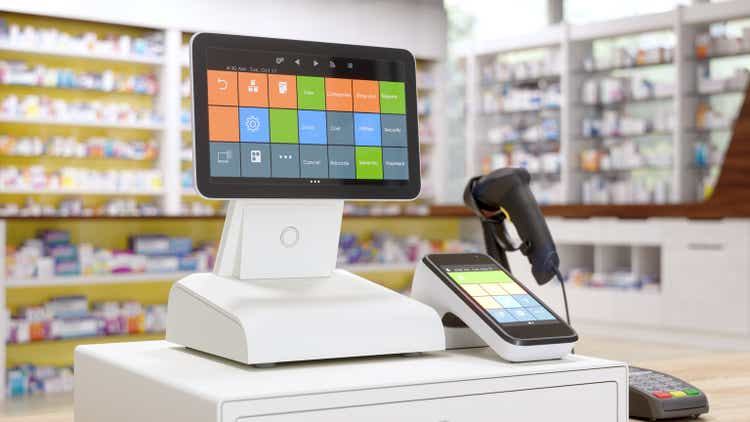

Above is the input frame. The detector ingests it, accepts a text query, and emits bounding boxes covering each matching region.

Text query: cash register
[74,33,628,422]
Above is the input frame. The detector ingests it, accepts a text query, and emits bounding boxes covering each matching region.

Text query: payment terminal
[412,253,577,362]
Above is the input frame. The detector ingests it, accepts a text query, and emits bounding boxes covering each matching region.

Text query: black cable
[553,267,575,355]
[553,267,571,326]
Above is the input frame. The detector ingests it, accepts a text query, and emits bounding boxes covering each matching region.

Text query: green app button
[270,109,299,143]
[379,81,406,114]
[355,147,383,179]
[297,76,325,110]
[448,271,513,284]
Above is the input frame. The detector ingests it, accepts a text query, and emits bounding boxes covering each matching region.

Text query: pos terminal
[74,33,628,422]
[166,33,443,365]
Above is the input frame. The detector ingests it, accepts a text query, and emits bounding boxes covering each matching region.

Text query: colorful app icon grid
[207,70,407,180]
[448,270,556,323]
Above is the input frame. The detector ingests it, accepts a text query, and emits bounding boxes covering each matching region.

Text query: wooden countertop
[1,340,748,422]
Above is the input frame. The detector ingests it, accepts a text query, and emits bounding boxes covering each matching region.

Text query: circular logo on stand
[280,226,300,248]
[245,116,261,132]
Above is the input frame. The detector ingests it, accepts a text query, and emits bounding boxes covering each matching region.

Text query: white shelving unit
[4,263,415,288]
[460,0,750,205]
[0,188,164,196]
[0,116,165,131]
[0,42,165,65]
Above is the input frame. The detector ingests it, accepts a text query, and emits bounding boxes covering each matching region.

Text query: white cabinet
[662,220,750,334]
[503,218,750,337]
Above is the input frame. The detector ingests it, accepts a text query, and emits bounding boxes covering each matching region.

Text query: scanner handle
[469,168,559,285]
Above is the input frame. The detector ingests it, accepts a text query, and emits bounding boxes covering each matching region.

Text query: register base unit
[75,341,628,422]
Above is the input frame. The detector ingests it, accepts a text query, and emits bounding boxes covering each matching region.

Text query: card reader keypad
[630,368,697,398]
[628,366,709,420]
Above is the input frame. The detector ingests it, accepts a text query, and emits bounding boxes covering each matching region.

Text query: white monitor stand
[166,199,446,366]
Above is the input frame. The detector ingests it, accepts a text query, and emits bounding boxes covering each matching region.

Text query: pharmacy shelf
[695,50,750,61]
[579,131,673,141]
[581,61,674,74]
[0,206,473,220]
[482,74,560,86]
[0,115,164,131]
[579,95,674,107]
[462,1,750,205]
[6,272,194,288]
[581,165,672,175]
[694,88,747,97]
[0,42,164,65]
[6,333,165,349]
[0,81,156,96]
[481,107,560,116]
[6,264,416,288]
[6,333,166,367]
[0,188,164,196]
[693,127,734,134]
[342,263,416,273]
[0,154,158,163]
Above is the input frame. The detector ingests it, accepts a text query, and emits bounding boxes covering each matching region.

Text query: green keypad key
[684,388,701,396]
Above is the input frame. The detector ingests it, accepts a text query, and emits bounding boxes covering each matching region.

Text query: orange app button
[238,72,269,107]
[353,80,380,113]
[208,106,239,141]
[326,78,353,111]
[268,74,297,108]
[207,70,238,106]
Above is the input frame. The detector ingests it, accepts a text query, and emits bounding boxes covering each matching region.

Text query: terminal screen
[203,47,410,183]
[444,265,558,326]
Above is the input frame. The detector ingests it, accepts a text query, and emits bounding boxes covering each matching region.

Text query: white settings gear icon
[245,115,261,132]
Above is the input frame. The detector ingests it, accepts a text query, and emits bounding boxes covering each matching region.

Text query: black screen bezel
[423,253,578,346]
[191,32,421,199]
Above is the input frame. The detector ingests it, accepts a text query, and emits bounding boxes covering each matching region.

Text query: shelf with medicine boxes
[572,27,678,205]
[688,16,750,201]
[0,11,175,218]
[460,1,750,205]
[467,40,564,205]
[0,60,160,95]
[0,41,164,66]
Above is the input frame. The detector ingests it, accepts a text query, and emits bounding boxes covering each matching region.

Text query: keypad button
[669,391,688,397]
[684,388,701,396]
[653,392,672,399]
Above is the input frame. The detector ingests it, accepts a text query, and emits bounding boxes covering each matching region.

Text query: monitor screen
[190,33,420,199]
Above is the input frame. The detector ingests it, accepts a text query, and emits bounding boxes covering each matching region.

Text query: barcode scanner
[464,168,560,286]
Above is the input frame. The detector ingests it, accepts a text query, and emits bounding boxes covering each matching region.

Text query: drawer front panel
[237,382,619,422]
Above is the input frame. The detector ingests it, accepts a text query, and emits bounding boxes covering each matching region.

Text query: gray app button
[210,142,240,177]
[240,143,270,177]
[327,111,354,145]
[300,145,328,178]
[328,146,355,179]
[382,147,409,180]
[271,144,300,178]
[381,114,407,147]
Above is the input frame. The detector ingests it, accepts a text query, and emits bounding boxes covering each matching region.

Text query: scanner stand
[166,199,445,366]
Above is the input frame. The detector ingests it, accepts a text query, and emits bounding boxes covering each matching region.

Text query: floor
[1,335,748,421]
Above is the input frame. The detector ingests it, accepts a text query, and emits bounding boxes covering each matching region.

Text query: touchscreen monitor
[190,33,420,199]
